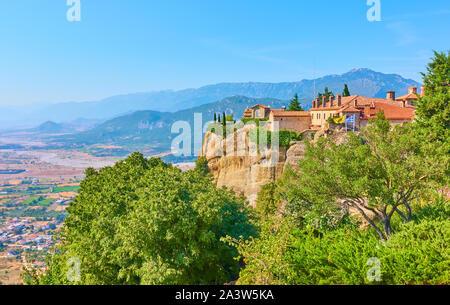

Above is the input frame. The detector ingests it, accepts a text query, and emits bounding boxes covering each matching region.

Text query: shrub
[255,182,280,219]
[223,219,294,285]
[381,219,450,284]
[241,118,268,127]
[285,227,380,285]
[249,128,302,150]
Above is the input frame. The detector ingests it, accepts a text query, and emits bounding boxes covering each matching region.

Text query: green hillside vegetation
[56,96,287,156]
[249,127,303,149]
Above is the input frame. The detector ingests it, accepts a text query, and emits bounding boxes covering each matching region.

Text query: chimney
[329,96,334,107]
[402,101,406,108]
[353,100,358,107]
[408,86,417,94]
[386,91,396,101]
[336,94,342,107]
[421,86,426,97]
[282,106,286,111]
[322,96,327,108]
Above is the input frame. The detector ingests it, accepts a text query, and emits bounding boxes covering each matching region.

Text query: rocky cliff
[199,126,308,206]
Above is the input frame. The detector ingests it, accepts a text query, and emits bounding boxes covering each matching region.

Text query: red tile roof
[251,104,271,109]
[360,102,416,120]
[310,95,406,111]
[270,110,311,117]
[396,93,419,101]
[338,105,360,113]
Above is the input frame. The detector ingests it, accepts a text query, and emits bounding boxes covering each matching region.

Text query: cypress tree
[342,84,351,97]
[287,93,303,111]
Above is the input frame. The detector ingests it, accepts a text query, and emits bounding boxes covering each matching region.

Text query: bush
[241,118,268,127]
[381,219,449,284]
[249,128,302,150]
[231,208,450,285]
[285,227,380,285]
[223,219,294,285]
[194,156,209,175]
[255,182,280,219]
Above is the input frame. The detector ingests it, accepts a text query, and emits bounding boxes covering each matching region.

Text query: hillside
[55,96,287,155]
[0,68,420,128]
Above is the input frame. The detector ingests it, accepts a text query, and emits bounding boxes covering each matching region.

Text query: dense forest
[24,51,449,285]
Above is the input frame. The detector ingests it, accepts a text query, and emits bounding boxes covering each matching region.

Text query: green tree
[284,114,448,242]
[194,156,209,175]
[25,153,256,285]
[318,87,335,105]
[228,202,450,285]
[225,113,234,122]
[214,113,217,122]
[415,50,450,143]
[287,93,303,111]
[342,84,351,97]
[255,182,280,219]
[381,218,450,284]
[223,218,294,285]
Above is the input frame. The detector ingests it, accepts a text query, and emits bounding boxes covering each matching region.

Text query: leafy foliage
[342,84,351,97]
[241,117,268,127]
[223,218,294,285]
[249,128,302,150]
[255,182,280,219]
[25,153,256,285]
[230,200,450,285]
[381,218,449,284]
[415,50,450,143]
[194,156,210,175]
[283,113,448,241]
[287,94,303,111]
[317,87,335,105]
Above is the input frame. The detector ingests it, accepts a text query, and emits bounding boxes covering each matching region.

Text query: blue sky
[0,0,448,105]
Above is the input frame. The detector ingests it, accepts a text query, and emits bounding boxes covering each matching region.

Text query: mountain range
[54,96,287,157]
[0,68,421,129]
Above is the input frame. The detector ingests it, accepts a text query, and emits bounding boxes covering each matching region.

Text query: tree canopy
[283,114,448,241]
[342,84,351,97]
[415,50,450,143]
[25,153,256,285]
[287,93,303,111]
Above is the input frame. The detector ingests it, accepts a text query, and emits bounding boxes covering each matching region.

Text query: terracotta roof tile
[270,110,310,117]
[361,102,415,120]
[338,105,360,113]
[251,104,271,109]
[396,93,419,101]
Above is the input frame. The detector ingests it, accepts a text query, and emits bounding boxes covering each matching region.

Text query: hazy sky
[0,0,448,106]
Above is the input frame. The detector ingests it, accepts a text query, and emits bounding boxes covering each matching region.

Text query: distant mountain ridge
[56,96,287,155]
[0,68,421,128]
